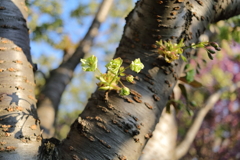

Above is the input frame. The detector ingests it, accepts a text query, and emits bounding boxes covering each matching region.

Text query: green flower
[156,39,185,63]
[80,55,98,71]
[126,75,134,83]
[119,87,130,96]
[105,57,123,75]
[96,71,121,91]
[130,58,144,73]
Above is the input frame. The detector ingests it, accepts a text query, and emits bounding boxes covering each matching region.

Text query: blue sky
[29,0,135,112]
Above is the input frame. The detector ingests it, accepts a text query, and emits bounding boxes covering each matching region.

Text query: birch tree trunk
[0,0,41,159]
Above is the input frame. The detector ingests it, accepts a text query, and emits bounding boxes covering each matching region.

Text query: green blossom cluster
[156,39,185,63]
[155,39,221,63]
[81,55,144,96]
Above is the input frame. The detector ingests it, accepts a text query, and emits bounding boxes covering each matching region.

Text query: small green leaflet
[186,69,195,83]
[105,57,123,75]
[80,55,98,71]
[120,87,130,96]
[130,58,144,73]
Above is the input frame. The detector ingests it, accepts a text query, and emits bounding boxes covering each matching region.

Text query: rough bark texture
[1,0,240,159]
[0,0,41,159]
[49,0,240,159]
[140,85,181,160]
[37,0,113,138]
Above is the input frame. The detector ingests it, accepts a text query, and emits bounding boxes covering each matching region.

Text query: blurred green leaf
[186,69,195,83]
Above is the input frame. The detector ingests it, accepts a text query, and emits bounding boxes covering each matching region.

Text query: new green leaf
[105,57,123,75]
[80,55,98,71]
[130,58,144,73]
[120,87,130,96]
[186,69,195,83]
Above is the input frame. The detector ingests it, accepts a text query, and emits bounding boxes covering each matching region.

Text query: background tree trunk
[37,0,113,138]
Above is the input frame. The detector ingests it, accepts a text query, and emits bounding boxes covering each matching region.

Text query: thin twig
[175,81,240,159]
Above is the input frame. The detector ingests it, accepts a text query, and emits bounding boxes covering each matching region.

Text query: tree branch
[36,0,240,158]
[51,0,240,159]
[175,81,240,159]
[37,0,113,138]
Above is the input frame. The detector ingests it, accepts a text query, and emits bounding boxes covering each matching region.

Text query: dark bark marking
[12,46,22,52]
[164,80,171,87]
[0,6,6,10]
[173,72,178,80]
[156,1,163,4]
[143,77,154,85]
[167,16,176,20]
[0,47,7,51]
[13,60,23,64]
[144,73,153,80]
[117,154,127,160]
[7,68,18,72]
[134,137,139,142]
[5,106,23,112]
[97,105,109,113]
[86,116,94,120]
[132,96,142,103]
[97,138,111,149]
[151,28,160,32]
[72,154,80,160]
[171,11,178,16]
[114,112,123,118]
[69,146,74,151]
[196,0,203,6]
[173,6,180,10]
[95,116,104,123]
[136,124,141,130]
[132,116,138,121]
[96,122,110,133]
[152,34,162,40]
[144,132,153,139]
[158,24,171,28]
[77,117,89,133]
[148,86,156,94]
[130,89,142,98]
[0,25,19,30]
[144,102,153,110]
[81,132,95,142]
[121,96,134,103]
[134,76,141,81]
[164,69,171,75]
[153,94,161,101]
[151,44,158,49]
[123,59,131,64]
[176,0,184,3]
[4,146,16,152]
[106,103,115,110]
